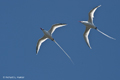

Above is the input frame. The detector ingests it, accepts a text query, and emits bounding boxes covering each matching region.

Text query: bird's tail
[53,40,74,64]
[96,29,116,40]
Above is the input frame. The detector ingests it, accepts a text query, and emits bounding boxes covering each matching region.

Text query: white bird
[36,23,74,64]
[79,5,115,49]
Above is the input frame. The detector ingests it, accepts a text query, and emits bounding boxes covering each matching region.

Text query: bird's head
[40,27,44,30]
[79,21,88,24]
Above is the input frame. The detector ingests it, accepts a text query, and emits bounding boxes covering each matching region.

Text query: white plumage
[36,23,74,64]
[79,5,115,49]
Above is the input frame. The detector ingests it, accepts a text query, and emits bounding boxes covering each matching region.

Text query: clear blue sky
[0,0,119,80]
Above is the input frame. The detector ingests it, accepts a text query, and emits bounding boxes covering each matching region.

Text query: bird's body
[80,21,96,29]
[42,30,54,41]
[79,5,115,49]
[36,23,74,64]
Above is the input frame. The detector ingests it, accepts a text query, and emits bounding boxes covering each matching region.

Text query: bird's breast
[43,30,54,41]
[85,23,96,29]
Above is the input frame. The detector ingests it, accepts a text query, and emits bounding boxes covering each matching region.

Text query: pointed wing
[36,35,48,54]
[83,27,92,49]
[88,5,101,24]
[48,23,67,34]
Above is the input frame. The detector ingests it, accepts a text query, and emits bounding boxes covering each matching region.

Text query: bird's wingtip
[36,51,38,55]
[62,23,67,25]
[60,23,67,25]
[89,46,92,49]
[64,24,67,26]
[99,5,101,7]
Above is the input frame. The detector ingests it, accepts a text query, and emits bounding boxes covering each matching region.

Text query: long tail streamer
[96,29,116,40]
[53,40,74,64]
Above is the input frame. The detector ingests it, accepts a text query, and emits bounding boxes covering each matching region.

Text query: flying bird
[79,5,115,49]
[36,23,74,64]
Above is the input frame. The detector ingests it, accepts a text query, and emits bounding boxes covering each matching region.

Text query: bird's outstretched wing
[48,23,66,34]
[88,5,101,24]
[83,27,92,49]
[36,35,48,54]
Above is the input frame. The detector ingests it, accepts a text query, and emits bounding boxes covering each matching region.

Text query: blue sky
[0,0,120,80]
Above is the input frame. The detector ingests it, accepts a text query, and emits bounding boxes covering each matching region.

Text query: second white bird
[79,5,115,49]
